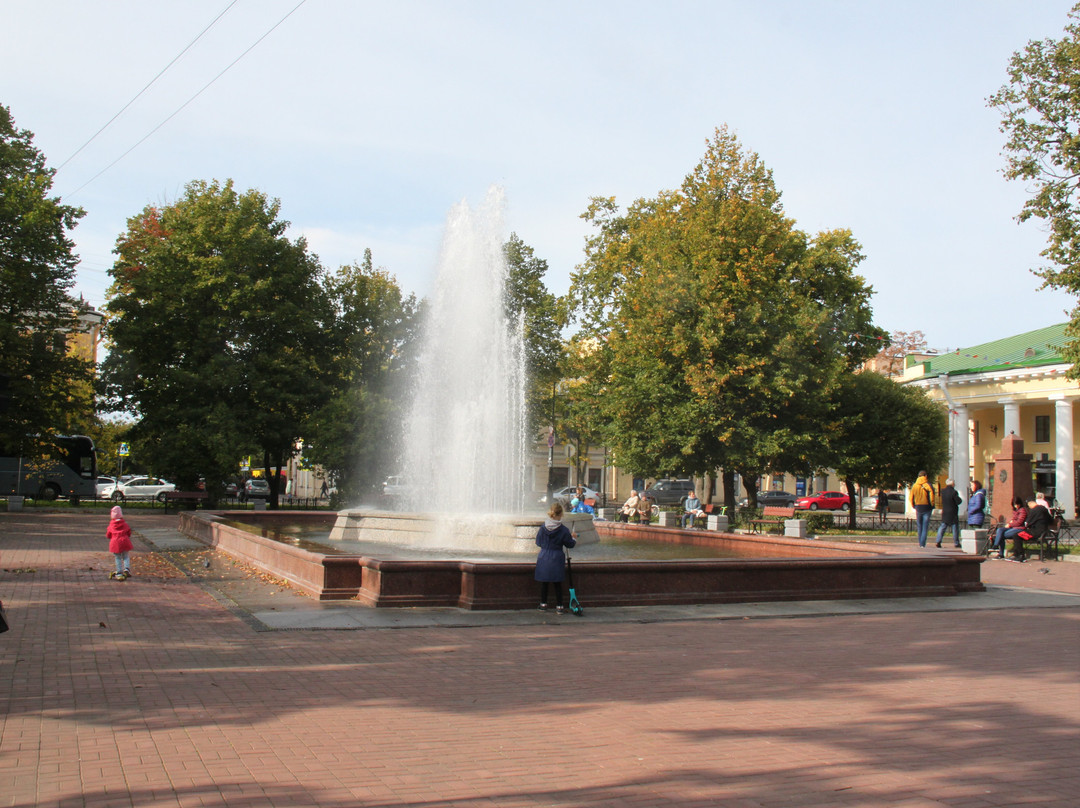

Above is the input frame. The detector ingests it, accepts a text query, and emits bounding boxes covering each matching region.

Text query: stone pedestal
[6,495,24,512]
[991,433,1034,525]
[253,499,267,511]
[784,518,807,539]
[707,514,729,532]
[657,511,679,527]
[960,529,988,555]
[598,507,619,522]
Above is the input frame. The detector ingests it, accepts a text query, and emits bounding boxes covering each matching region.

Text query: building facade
[903,323,1078,519]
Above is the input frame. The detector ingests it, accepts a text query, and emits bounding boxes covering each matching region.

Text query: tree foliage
[101,179,334,503]
[826,371,949,528]
[990,4,1080,373]
[565,127,885,503]
[869,330,926,377]
[503,233,563,437]
[304,248,420,503]
[0,104,94,454]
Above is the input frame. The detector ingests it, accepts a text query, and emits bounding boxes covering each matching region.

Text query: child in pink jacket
[107,506,133,580]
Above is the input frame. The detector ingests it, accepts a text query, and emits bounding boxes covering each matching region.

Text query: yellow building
[903,323,1079,518]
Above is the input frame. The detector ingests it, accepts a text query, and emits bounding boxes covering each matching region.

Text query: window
[1035,415,1051,444]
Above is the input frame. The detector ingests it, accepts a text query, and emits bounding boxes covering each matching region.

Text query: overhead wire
[62,0,308,200]
[56,0,241,173]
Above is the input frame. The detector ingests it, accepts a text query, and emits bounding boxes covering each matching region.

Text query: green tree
[566,127,885,509]
[101,179,335,505]
[304,249,420,502]
[0,104,94,455]
[503,233,563,437]
[826,371,949,529]
[990,4,1080,373]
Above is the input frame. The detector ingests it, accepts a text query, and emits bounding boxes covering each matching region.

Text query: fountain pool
[178,511,985,609]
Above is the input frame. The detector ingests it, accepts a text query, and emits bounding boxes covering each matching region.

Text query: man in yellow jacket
[910,471,936,547]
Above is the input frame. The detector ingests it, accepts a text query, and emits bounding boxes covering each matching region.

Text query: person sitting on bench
[619,490,639,523]
[681,490,706,528]
[991,495,1028,557]
[1013,499,1052,562]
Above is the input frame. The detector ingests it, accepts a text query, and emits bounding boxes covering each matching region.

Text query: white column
[999,399,1021,438]
[1053,396,1075,519]
[952,404,971,498]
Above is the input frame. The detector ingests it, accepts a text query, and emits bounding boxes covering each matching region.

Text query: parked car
[244,479,271,499]
[641,478,696,507]
[95,476,116,497]
[101,476,176,502]
[541,485,601,508]
[749,490,797,508]
[795,491,850,511]
[866,492,905,513]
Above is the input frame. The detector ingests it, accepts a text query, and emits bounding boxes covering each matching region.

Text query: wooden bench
[685,502,723,528]
[163,491,208,514]
[1026,511,1065,561]
[749,505,796,534]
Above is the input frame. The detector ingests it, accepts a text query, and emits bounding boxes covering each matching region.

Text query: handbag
[1018,530,1033,541]
[0,600,8,634]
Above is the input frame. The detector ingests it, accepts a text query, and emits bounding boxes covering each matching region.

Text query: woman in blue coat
[535,502,577,614]
[967,480,986,527]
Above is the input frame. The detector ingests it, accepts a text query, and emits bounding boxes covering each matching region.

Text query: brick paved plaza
[2,511,1078,807]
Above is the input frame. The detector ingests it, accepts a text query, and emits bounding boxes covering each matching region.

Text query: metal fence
[729,508,1079,549]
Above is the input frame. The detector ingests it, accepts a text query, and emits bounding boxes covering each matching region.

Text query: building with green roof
[903,322,1078,519]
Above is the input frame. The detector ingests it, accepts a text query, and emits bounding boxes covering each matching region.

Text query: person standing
[875,488,890,525]
[935,479,962,548]
[534,502,577,613]
[910,471,936,547]
[967,480,986,527]
[107,505,133,580]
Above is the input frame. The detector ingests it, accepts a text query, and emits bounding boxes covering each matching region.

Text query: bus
[0,435,98,502]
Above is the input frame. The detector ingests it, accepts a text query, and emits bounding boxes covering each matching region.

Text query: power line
[56,0,240,172]
[62,0,308,200]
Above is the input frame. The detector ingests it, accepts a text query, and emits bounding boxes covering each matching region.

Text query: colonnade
[946,397,1075,519]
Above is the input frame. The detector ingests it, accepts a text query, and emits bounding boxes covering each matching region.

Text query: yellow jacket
[910,476,935,508]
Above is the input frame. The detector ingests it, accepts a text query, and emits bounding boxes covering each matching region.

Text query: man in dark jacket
[1015,500,1052,561]
[935,478,963,548]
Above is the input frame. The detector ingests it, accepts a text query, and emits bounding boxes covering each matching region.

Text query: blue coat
[534,522,576,582]
[967,488,986,525]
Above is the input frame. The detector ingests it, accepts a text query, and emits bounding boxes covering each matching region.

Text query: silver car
[101,476,176,502]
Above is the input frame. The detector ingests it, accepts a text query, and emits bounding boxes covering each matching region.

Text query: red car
[795,491,850,511]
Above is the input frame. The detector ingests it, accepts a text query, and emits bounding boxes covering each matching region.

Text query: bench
[163,491,208,514]
[749,505,796,534]
[684,503,720,528]
[1026,512,1065,561]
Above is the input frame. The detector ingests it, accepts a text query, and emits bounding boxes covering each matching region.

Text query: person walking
[910,471,936,547]
[935,479,962,548]
[107,505,133,580]
[875,488,890,525]
[534,502,577,614]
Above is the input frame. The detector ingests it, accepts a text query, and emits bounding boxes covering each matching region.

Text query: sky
[3,0,1078,353]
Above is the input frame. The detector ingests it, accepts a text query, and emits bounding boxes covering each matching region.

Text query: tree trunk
[845,479,859,529]
[722,470,737,513]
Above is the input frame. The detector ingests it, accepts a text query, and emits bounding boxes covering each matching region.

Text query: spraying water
[400,187,529,515]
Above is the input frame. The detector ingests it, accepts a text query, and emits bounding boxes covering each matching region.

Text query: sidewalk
[2,511,1078,807]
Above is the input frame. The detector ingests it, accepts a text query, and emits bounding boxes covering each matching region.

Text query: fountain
[177,190,985,608]
[329,187,596,552]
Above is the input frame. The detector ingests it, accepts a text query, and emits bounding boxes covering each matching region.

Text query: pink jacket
[107,518,133,554]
